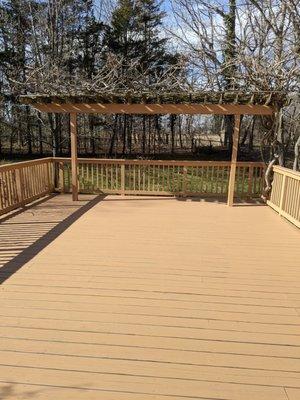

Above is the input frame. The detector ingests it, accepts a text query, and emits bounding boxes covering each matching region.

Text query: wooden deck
[0,194,299,400]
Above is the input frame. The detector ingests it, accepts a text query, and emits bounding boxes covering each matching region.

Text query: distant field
[0,159,14,165]
[0,158,38,165]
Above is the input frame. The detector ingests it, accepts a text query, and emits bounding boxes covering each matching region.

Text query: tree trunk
[38,112,43,155]
[293,135,300,171]
[170,114,176,155]
[109,115,118,156]
[122,115,127,156]
[26,106,32,155]
[142,116,146,155]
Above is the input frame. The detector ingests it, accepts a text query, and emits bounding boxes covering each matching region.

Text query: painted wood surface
[0,194,299,399]
[54,158,265,199]
[268,166,300,228]
[0,159,265,217]
[0,159,54,216]
[30,103,274,115]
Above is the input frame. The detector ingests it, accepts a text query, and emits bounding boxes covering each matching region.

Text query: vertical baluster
[133,164,136,192]
[11,169,16,204]
[96,164,99,191]
[147,166,150,192]
[212,166,216,194]
[1,171,6,209]
[208,166,211,193]
[91,163,94,191]
[110,163,113,190]
[248,166,253,197]
[4,171,10,207]
[105,164,108,190]
[7,171,13,207]
[27,167,31,199]
[215,166,219,194]
[121,164,125,195]
[0,171,4,211]
[138,165,141,191]
[152,165,155,192]
[199,166,203,193]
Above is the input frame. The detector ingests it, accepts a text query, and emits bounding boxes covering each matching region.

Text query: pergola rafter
[20,91,281,206]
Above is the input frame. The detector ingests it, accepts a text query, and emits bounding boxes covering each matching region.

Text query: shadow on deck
[0,194,104,284]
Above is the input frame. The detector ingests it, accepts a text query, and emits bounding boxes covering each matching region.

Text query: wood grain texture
[30,103,275,115]
[0,159,54,216]
[0,194,299,399]
[268,166,300,228]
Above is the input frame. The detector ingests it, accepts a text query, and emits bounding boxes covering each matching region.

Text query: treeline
[0,0,299,166]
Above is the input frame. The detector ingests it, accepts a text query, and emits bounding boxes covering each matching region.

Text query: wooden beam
[70,113,78,201]
[227,115,241,207]
[30,103,274,116]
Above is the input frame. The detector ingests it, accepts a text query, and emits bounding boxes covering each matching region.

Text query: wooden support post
[70,113,79,201]
[227,115,241,207]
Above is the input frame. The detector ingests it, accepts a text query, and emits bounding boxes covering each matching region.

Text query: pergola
[20,92,279,206]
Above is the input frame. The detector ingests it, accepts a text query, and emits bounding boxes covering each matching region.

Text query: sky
[161,0,172,12]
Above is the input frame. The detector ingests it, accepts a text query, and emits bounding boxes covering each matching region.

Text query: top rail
[54,157,265,167]
[0,158,53,172]
[272,165,300,180]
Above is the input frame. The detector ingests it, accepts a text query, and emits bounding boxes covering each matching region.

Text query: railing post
[279,173,286,216]
[121,164,125,196]
[227,115,241,206]
[70,113,79,201]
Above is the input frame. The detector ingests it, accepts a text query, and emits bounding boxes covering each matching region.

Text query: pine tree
[106,0,178,87]
[136,0,169,81]
[105,0,141,82]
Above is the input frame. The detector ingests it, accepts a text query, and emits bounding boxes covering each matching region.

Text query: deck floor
[0,194,299,400]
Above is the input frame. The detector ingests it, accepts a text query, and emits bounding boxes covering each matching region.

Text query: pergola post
[227,115,241,207]
[70,112,79,201]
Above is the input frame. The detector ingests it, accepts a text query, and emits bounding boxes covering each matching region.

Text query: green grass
[61,164,263,197]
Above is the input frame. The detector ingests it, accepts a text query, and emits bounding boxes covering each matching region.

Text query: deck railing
[268,166,300,228]
[54,158,265,198]
[0,157,265,216]
[0,158,54,216]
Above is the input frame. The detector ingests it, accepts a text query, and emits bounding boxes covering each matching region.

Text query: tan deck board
[0,194,299,399]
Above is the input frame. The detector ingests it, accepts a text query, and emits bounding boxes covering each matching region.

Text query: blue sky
[161,0,172,12]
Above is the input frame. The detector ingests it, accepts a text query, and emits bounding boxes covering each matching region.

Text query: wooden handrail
[0,157,266,217]
[53,157,265,199]
[267,166,300,228]
[272,165,300,180]
[0,157,53,171]
[0,158,54,216]
[53,157,265,167]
